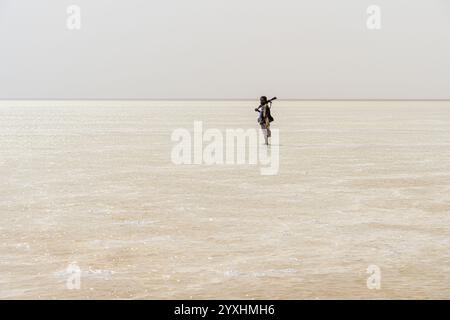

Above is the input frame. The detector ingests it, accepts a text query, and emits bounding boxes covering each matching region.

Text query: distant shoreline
[0,100,449,108]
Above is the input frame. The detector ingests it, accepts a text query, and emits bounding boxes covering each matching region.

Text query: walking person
[255,96,276,145]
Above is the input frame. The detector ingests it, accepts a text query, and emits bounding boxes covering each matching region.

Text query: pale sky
[0,0,449,99]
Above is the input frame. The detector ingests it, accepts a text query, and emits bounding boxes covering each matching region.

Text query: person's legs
[260,124,269,145]
[266,122,271,144]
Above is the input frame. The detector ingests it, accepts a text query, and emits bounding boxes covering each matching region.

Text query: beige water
[0,101,449,299]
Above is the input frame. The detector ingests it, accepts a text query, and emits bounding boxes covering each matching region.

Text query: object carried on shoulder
[255,96,277,124]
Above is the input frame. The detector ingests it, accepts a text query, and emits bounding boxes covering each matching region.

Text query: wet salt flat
[0,100,449,299]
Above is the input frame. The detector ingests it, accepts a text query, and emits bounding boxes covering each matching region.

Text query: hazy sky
[0,0,449,99]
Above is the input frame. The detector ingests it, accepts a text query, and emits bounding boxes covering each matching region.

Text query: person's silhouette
[254,96,275,145]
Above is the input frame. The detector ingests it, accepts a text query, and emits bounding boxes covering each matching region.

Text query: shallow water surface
[0,101,449,299]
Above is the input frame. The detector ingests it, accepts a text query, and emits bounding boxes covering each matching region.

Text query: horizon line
[1,99,450,102]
